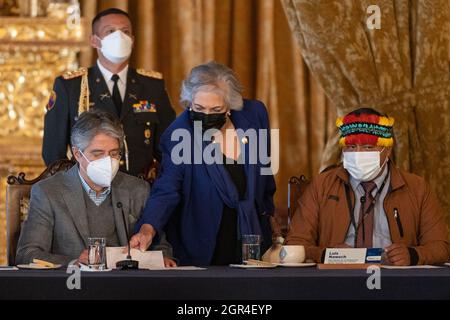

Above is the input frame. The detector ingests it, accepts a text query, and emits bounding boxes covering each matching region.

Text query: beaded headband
[336,113,394,147]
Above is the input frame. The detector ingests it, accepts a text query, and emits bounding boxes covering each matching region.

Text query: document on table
[381,265,443,269]
[148,266,207,271]
[0,266,18,271]
[106,247,164,269]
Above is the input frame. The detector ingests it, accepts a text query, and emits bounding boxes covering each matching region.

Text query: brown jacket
[286,162,449,265]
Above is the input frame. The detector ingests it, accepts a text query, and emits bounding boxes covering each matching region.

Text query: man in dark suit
[42,7,176,177]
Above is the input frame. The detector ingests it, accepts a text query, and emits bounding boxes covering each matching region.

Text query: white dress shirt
[78,170,110,206]
[97,60,128,102]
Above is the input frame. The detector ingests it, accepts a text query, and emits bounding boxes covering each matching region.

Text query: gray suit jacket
[16,165,173,265]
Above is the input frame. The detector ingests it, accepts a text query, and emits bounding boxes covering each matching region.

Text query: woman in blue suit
[130,61,276,266]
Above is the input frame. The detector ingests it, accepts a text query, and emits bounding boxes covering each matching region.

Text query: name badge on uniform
[133,100,157,113]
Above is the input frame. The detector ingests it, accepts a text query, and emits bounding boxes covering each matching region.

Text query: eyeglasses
[82,149,122,160]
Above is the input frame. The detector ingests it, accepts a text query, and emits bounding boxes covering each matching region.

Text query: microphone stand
[115,202,139,270]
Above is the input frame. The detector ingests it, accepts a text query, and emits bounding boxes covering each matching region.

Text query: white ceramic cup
[279,245,305,263]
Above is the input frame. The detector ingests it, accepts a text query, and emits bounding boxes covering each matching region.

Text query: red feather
[345,134,378,146]
[343,114,380,125]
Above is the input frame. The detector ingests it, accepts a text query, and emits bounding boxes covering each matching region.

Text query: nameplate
[324,248,382,264]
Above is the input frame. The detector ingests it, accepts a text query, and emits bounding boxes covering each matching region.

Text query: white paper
[166,266,206,270]
[148,266,207,271]
[229,264,277,269]
[324,248,367,264]
[0,266,18,271]
[106,247,164,269]
[381,265,443,269]
[79,264,112,272]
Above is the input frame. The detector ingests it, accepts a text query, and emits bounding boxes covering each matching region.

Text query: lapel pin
[96,78,100,83]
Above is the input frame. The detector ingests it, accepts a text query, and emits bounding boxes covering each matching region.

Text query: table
[0,266,449,300]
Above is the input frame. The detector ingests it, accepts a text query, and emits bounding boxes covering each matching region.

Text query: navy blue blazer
[136,99,276,266]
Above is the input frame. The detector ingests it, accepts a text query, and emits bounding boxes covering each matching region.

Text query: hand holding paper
[128,224,156,251]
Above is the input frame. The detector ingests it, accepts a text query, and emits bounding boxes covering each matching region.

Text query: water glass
[88,237,106,270]
[241,234,261,263]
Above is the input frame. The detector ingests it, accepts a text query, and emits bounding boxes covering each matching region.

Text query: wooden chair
[263,174,310,262]
[286,175,310,234]
[268,174,310,241]
[5,159,75,266]
[138,158,160,187]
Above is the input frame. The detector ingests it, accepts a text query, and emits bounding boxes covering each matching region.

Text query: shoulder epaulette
[62,67,87,80]
[137,68,163,80]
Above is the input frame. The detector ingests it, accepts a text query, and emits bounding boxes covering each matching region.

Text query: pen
[394,208,404,238]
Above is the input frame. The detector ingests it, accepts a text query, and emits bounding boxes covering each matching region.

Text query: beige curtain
[282,0,450,232]
[79,0,336,211]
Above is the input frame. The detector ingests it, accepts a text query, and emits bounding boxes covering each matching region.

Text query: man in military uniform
[42,8,176,177]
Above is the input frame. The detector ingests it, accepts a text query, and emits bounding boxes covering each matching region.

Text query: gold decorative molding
[0,17,88,138]
[0,16,88,265]
[0,17,87,48]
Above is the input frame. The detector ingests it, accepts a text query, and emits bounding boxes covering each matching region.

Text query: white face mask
[343,150,387,182]
[80,151,120,187]
[97,30,132,64]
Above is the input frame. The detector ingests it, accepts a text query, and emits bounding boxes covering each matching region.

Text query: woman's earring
[227,111,231,116]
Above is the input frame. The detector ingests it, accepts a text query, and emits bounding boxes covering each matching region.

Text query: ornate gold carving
[0,17,86,47]
[0,17,88,138]
[19,198,29,222]
[0,15,87,264]
[7,159,75,186]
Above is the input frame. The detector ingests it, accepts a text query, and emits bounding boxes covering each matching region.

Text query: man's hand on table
[384,243,411,266]
[77,249,88,265]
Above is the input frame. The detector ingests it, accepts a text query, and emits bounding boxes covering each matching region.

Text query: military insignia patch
[133,100,157,113]
[46,90,57,111]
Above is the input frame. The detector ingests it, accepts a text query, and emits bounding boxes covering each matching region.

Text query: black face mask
[190,110,227,131]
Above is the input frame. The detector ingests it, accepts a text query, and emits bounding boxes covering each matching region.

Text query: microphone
[360,196,366,204]
[115,202,139,270]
